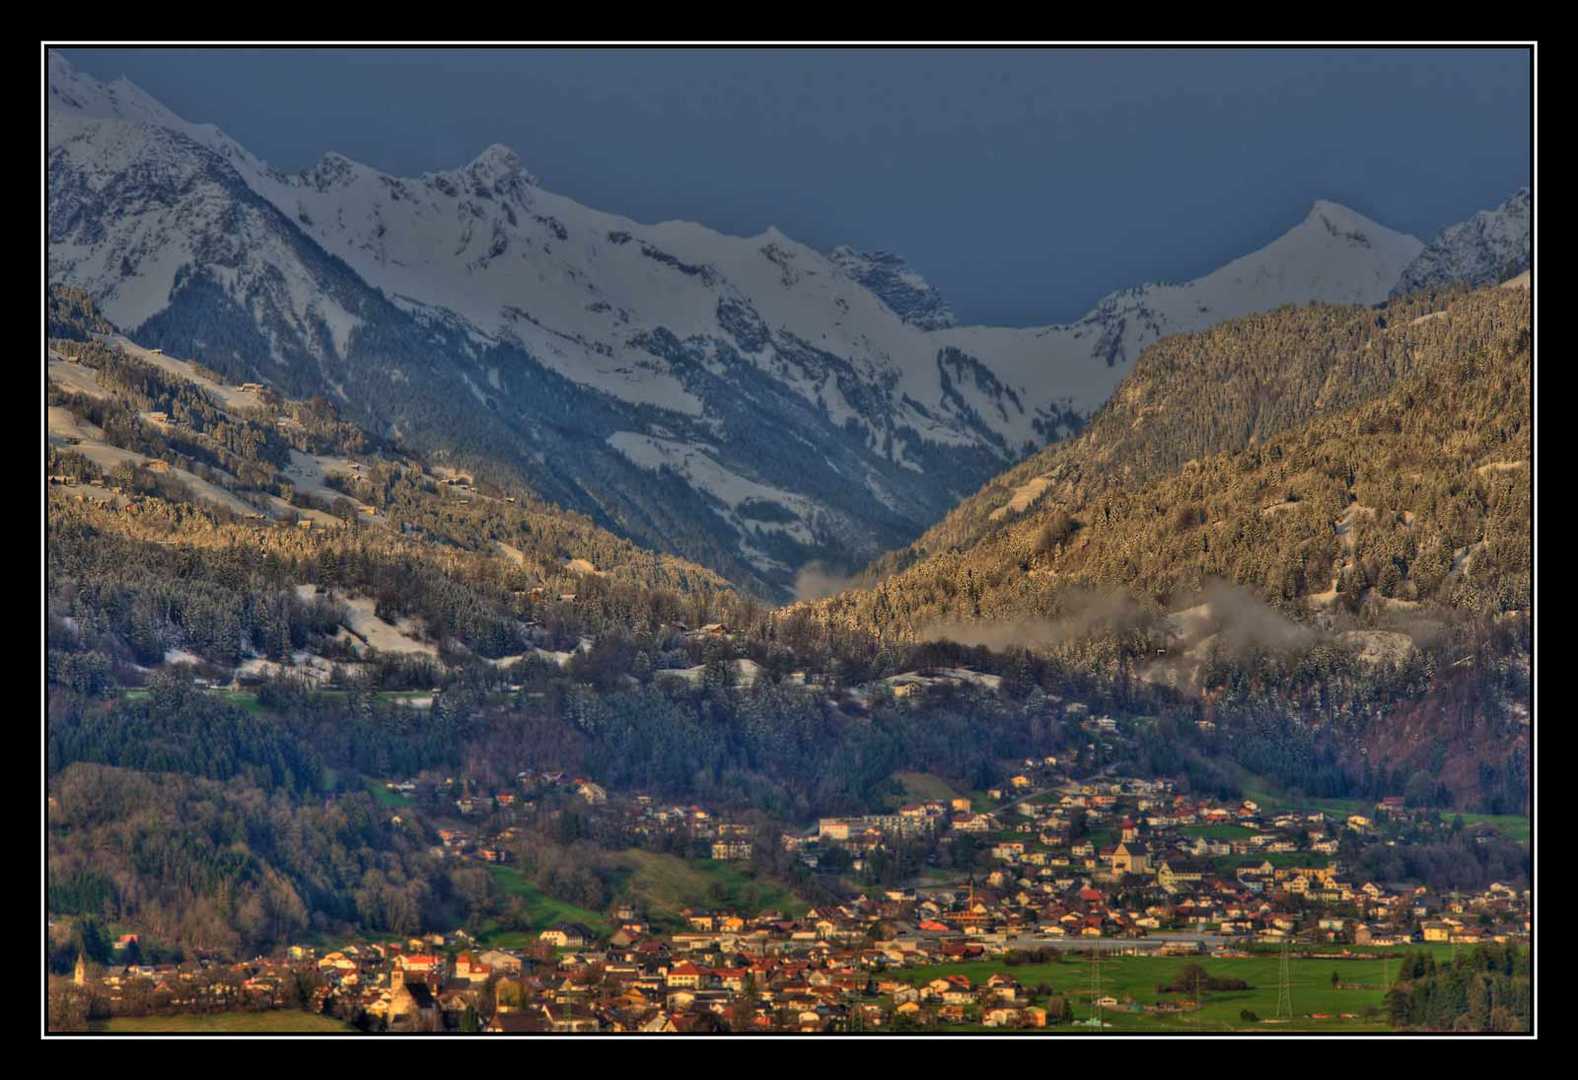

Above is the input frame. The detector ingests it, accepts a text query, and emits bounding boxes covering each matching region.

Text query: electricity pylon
[1090,947,1103,1027]
[1276,938,1294,1020]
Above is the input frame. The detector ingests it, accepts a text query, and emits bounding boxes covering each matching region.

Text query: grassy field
[1446,812,1531,845]
[889,772,962,806]
[473,866,613,947]
[366,781,412,810]
[1239,772,1530,846]
[1240,785,1370,819]
[885,950,1434,1032]
[472,850,808,945]
[1177,823,1256,842]
[612,850,808,927]
[90,1010,354,1034]
[1237,769,1530,846]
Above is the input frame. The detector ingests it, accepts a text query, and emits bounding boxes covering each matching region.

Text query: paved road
[998,931,1234,953]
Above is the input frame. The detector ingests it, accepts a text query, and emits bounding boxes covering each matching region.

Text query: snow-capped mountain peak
[1306,198,1378,233]
[1199,199,1423,306]
[457,142,538,186]
[48,49,178,127]
[924,199,1424,437]
[45,49,1458,596]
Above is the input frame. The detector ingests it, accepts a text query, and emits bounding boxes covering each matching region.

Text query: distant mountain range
[45,50,1527,597]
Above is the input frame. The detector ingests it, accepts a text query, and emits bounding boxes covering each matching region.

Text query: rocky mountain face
[1393,188,1531,296]
[46,50,1447,598]
[828,247,957,330]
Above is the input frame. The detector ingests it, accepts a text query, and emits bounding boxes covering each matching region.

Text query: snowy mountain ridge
[1392,187,1531,297]
[929,200,1426,413]
[48,50,1498,597]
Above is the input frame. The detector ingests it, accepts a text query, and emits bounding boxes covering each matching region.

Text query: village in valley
[57,738,1530,1034]
[42,43,1536,1040]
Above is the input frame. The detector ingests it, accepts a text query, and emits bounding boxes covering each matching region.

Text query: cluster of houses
[438,770,607,818]
[66,840,1530,1034]
[71,947,312,1017]
[773,762,1529,956]
[390,751,1533,966]
[67,751,1528,1034]
[968,775,1526,948]
[391,770,762,867]
[77,910,1073,1032]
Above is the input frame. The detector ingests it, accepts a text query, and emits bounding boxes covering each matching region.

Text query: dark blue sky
[59,47,1531,325]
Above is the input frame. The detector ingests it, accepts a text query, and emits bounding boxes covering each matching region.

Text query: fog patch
[917,587,1148,650]
[1169,579,1314,655]
[1132,580,1316,691]
[793,562,860,602]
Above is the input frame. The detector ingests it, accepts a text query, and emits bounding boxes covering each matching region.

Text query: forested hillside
[862,285,1511,580]
[48,287,747,678]
[824,282,1529,631]
[798,281,1531,810]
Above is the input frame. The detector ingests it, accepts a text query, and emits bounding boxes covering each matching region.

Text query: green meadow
[885,949,1455,1033]
[888,771,962,805]
[366,781,413,810]
[1446,812,1530,845]
[472,849,808,946]
[612,850,808,928]
[471,866,613,947]
[90,1010,354,1034]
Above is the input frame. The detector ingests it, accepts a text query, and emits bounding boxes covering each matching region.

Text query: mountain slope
[859,289,1448,581]
[45,51,1043,594]
[47,292,747,679]
[1393,188,1531,297]
[931,200,1423,424]
[46,50,1434,597]
[812,280,1531,641]
[797,280,1530,813]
